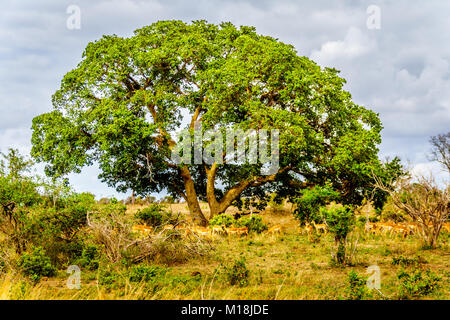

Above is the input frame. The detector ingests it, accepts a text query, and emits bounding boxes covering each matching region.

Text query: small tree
[293,185,340,226]
[429,132,450,173]
[0,149,41,253]
[320,205,355,264]
[374,174,449,248]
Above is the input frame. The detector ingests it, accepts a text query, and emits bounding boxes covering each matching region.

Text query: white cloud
[310,27,376,64]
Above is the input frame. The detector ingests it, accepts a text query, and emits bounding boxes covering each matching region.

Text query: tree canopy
[31,20,397,225]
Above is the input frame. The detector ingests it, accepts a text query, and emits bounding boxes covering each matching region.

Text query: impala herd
[130,222,284,239]
[131,218,450,240]
[364,221,450,238]
[301,220,450,238]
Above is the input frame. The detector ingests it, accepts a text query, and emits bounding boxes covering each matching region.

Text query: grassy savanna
[1,202,448,300]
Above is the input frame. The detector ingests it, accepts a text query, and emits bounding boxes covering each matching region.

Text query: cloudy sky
[1,0,449,199]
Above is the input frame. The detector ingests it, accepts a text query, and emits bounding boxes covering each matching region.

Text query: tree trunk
[206,163,251,219]
[205,163,223,219]
[180,166,208,226]
[205,164,291,220]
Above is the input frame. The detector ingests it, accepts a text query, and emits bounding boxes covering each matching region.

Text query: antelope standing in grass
[311,221,327,234]
[304,222,314,236]
[267,225,282,235]
[225,227,248,236]
[191,226,213,240]
[131,225,153,235]
[211,225,226,235]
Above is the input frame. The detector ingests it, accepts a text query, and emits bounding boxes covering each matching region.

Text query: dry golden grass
[1,202,448,300]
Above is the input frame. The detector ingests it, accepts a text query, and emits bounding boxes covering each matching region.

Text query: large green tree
[32,20,392,225]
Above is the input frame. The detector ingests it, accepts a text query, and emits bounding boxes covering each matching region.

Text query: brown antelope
[267,225,282,235]
[131,224,153,235]
[161,224,174,232]
[392,225,409,238]
[225,227,248,236]
[304,222,314,236]
[377,222,394,235]
[192,226,213,239]
[210,225,226,235]
[365,222,379,235]
[311,221,327,234]
[403,222,418,235]
[183,228,194,238]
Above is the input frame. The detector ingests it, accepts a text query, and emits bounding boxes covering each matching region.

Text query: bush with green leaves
[94,199,127,216]
[209,213,235,227]
[128,264,166,282]
[134,203,170,227]
[224,257,250,287]
[293,185,340,226]
[78,244,100,270]
[18,246,56,282]
[18,192,97,265]
[392,256,427,268]
[320,205,355,264]
[235,215,267,233]
[98,266,125,289]
[397,269,441,298]
[346,270,373,300]
[42,192,96,241]
[0,150,43,253]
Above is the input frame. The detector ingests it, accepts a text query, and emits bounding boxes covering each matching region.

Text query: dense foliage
[31,20,396,224]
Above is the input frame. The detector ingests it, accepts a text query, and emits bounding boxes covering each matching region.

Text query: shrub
[320,205,355,264]
[392,256,427,268]
[97,197,111,205]
[293,185,340,226]
[397,269,441,298]
[39,192,96,242]
[134,204,169,227]
[160,195,178,204]
[235,215,267,233]
[128,265,166,282]
[98,266,124,289]
[94,199,127,216]
[346,270,373,300]
[78,244,100,270]
[224,257,250,287]
[209,214,234,227]
[18,246,56,282]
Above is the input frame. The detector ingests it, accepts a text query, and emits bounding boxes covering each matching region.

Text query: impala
[161,224,174,232]
[192,226,213,239]
[377,222,394,235]
[304,222,314,235]
[267,225,282,235]
[131,224,153,235]
[225,227,248,236]
[311,221,327,234]
[365,222,379,234]
[210,225,225,235]
[392,225,409,238]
